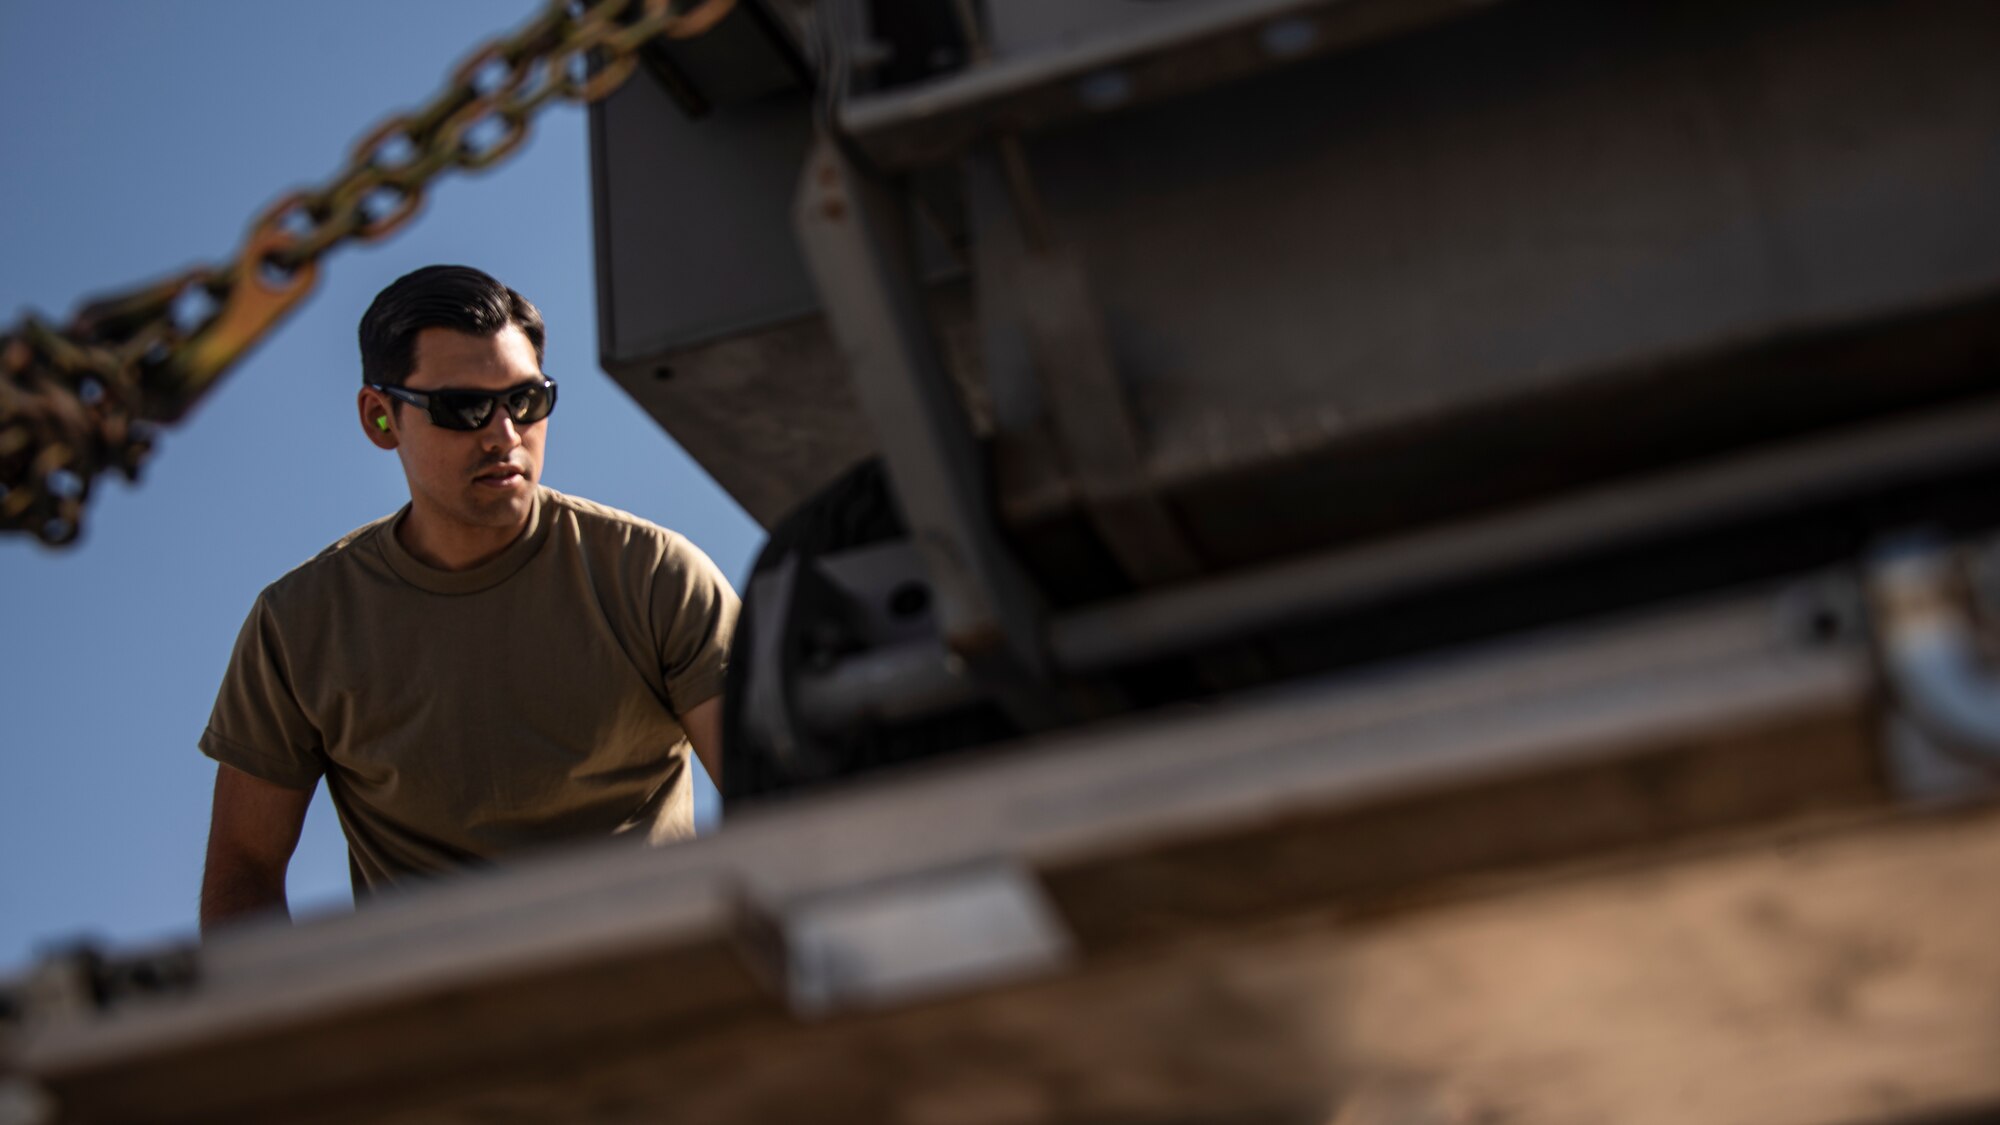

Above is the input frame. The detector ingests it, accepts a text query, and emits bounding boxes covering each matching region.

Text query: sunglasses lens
[433,393,497,431]
[398,380,554,431]
[503,383,555,425]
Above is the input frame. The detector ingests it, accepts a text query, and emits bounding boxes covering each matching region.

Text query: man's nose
[478,408,521,450]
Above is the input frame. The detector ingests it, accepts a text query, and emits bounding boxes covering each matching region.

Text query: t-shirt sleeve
[652,534,741,716]
[199,589,325,790]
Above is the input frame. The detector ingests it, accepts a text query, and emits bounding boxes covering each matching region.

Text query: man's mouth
[473,464,526,488]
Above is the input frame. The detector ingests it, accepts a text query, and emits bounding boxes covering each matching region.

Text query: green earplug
[376,416,390,432]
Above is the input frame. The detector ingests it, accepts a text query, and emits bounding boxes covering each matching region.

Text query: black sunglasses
[371,378,558,432]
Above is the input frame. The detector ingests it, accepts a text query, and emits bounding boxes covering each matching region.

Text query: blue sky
[0,3,764,971]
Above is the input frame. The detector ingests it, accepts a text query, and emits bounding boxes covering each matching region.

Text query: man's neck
[396,504,529,572]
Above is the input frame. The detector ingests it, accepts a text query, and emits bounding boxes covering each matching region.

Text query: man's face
[379,324,547,538]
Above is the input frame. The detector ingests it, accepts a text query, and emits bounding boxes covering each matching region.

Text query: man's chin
[458,486,534,526]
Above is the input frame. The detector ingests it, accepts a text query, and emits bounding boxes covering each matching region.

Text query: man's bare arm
[682,695,724,791]
[200,763,314,936]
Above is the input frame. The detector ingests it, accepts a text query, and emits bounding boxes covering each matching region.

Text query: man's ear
[357,388,398,450]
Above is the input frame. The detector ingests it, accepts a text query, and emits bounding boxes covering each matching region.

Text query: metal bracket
[763,859,1074,1018]
[967,144,1207,588]
[794,131,1058,728]
[1867,533,2000,778]
[794,541,983,731]
[747,541,987,741]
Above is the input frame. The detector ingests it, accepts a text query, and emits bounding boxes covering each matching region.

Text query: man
[198,265,737,932]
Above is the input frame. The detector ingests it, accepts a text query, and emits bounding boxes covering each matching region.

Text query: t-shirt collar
[378,486,551,595]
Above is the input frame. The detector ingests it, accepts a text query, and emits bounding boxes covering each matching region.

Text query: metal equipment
[593,0,2000,799]
[8,1,2000,1122]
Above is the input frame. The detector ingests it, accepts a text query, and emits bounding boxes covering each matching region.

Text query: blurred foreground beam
[6,574,1997,1124]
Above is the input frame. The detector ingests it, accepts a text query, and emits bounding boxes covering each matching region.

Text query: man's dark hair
[357,265,546,390]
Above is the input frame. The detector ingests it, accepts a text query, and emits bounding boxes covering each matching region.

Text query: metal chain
[0,0,737,546]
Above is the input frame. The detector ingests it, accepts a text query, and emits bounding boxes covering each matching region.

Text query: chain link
[0,0,737,546]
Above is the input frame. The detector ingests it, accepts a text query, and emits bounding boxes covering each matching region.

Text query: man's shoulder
[540,487,688,554]
[260,512,399,607]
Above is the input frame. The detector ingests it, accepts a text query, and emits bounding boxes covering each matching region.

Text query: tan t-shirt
[200,486,739,893]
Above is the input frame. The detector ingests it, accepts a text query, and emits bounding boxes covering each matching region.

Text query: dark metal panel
[592,81,820,365]
[991,0,2000,561]
[1021,0,2000,445]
